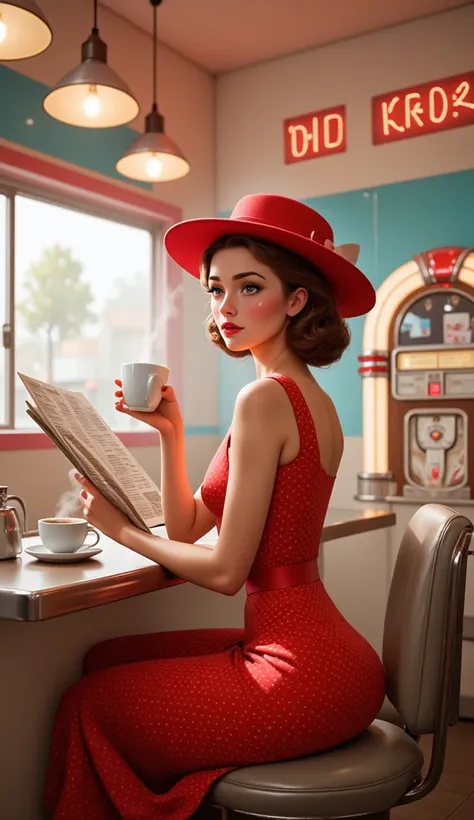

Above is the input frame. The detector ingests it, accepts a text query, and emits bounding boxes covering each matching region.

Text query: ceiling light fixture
[116,0,189,183]
[0,0,52,60]
[43,0,139,128]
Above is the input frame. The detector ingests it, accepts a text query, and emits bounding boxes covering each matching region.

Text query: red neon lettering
[381,97,404,135]
[453,80,474,111]
[405,92,424,128]
[428,86,448,123]
[284,105,346,164]
[312,116,320,153]
[323,113,344,149]
[373,72,474,145]
[288,124,311,159]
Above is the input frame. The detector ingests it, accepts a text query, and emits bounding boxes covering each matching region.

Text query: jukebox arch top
[357,246,474,501]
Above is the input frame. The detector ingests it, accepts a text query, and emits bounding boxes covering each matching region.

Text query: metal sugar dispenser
[0,486,27,559]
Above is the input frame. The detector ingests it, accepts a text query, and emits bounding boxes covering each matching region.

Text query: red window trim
[0,140,183,451]
[0,430,160,450]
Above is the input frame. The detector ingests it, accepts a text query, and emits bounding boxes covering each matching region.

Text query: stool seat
[209,720,423,819]
[376,697,404,728]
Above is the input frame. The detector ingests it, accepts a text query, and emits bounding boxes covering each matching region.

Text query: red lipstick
[221,322,243,336]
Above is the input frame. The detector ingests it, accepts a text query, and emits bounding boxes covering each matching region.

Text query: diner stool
[204,503,473,820]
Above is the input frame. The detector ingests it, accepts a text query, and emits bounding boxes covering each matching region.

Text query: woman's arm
[120,379,286,594]
[160,421,216,543]
[115,380,216,544]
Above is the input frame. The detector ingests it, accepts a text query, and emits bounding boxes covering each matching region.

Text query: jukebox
[357,247,474,501]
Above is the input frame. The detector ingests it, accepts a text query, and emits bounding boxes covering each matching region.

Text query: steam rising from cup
[56,469,84,519]
[140,284,184,363]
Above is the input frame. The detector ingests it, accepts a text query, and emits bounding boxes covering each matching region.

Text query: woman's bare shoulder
[234,378,288,416]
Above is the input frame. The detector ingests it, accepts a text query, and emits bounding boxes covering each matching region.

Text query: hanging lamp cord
[151,0,163,112]
[92,0,98,35]
[153,1,157,108]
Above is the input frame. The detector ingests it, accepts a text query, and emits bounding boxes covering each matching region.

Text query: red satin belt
[245,559,320,595]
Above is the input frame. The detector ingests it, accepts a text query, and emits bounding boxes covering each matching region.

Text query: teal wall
[219,168,474,436]
[0,64,151,189]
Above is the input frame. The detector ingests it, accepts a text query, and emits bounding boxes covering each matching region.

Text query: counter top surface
[0,508,395,622]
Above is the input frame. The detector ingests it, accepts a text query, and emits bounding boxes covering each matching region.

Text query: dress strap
[245,559,320,595]
[265,373,320,461]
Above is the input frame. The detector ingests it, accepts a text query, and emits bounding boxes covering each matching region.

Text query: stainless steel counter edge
[320,511,396,542]
[0,510,396,622]
[386,495,474,507]
[0,570,184,622]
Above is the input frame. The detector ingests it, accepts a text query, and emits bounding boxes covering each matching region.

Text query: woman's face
[207,246,306,352]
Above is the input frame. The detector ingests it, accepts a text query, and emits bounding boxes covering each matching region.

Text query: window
[1,189,162,433]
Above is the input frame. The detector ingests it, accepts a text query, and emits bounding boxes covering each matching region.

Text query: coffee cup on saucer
[38,517,101,553]
[121,362,170,412]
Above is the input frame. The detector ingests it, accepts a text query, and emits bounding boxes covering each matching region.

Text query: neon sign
[284,105,346,164]
[372,71,474,145]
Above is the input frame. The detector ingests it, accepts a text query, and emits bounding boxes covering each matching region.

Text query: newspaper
[18,373,164,532]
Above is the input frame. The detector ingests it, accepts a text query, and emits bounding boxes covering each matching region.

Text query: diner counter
[0,508,395,622]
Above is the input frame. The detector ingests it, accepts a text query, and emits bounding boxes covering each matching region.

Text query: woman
[44,194,385,819]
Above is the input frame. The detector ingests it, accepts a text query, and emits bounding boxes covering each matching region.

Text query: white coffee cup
[121,362,170,412]
[38,517,101,553]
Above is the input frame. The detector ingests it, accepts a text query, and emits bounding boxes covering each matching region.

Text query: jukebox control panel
[392,346,474,400]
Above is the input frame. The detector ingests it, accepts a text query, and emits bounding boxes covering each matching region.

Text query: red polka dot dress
[43,374,385,819]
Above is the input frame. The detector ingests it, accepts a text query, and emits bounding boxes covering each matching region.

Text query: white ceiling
[100,0,471,74]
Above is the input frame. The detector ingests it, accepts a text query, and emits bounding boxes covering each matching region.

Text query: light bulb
[82,86,102,119]
[0,15,7,44]
[145,154,164,179]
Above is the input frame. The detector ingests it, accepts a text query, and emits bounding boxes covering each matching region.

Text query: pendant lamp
[43,0,139,128]
[116,0,189,183]
[0,0,52,60]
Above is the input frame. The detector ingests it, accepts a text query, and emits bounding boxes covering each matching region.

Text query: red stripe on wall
[0,141,182,223]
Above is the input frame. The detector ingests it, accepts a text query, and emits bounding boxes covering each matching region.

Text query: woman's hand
[75,473,133,544]
[114,379,182,437]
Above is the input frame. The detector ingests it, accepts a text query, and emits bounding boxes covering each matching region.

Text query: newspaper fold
[19,373,163,532]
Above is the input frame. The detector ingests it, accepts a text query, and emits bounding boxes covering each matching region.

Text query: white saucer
[24,544,103,563]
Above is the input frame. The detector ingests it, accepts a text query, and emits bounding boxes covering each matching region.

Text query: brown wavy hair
[200,234,350,367]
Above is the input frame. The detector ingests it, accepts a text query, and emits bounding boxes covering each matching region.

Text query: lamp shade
[43,32,139,128]
[116,109,189,182]
[0,0,52,60]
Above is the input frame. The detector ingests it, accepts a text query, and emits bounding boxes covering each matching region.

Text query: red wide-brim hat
[164,193,376,318]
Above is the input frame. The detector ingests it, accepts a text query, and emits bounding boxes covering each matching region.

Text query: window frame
[0,141,183,450]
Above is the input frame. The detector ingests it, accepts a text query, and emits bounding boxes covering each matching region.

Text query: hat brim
[164,217,375,318]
